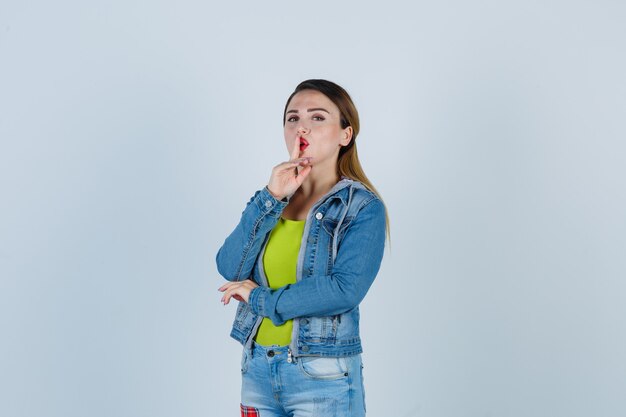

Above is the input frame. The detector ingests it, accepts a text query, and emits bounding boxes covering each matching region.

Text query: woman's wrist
[249,286,268,316]
[266,185,283,200]
[266,185,290,202]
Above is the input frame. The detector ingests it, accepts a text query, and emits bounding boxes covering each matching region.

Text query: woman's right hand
[267,134,313,200]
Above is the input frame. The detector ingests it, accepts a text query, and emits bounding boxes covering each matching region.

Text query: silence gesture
[266,134,313,200]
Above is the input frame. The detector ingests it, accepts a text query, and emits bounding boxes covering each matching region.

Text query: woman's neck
[297,168,339,199]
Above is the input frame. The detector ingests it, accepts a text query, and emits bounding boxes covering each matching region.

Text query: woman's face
[284,89,352,167]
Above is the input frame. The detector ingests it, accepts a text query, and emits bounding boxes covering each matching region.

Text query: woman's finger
[219,281,244,294]
[290,132,300,160]
[219,279,257,304]
[223,286,247,305]
[218,282,236,292]
[295,165,312,185]
[221,287,236,304]
[267,152,313,203]
[274,157,311,172]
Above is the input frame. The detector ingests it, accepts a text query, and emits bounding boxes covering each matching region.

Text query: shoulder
[341,181,385,223]
[341,182,386,240]
[346,180,381,210]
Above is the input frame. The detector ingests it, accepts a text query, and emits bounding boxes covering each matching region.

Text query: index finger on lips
[290,132,300,161]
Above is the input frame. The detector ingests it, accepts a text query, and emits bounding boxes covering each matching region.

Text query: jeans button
[267,350,275,357]
[302,345,309,352]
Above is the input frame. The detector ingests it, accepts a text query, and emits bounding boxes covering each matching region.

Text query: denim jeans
[241,342,366,417]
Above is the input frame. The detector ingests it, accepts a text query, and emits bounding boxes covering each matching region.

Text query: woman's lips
[299,137,309,151]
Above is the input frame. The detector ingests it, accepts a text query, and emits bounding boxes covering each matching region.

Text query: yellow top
[254,217,305,346]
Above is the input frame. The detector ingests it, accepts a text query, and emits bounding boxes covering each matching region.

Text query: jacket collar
[323,177,366,207]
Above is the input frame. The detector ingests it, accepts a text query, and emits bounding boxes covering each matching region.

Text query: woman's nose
[297,126,309,134]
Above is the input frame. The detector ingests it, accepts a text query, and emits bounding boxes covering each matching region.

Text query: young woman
[217,79,388,417]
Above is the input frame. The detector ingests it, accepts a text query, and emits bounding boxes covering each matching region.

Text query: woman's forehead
[287,90,337,112]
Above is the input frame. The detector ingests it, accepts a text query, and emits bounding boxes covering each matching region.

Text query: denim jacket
[216,177,386,358]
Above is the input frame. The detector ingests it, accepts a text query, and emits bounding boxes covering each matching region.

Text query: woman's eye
[287,116,298,122]
[312,115,325,121]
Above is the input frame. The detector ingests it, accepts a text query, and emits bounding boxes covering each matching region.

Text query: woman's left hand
[219,279,259,305]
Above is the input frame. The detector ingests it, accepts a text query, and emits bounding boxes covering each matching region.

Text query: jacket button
[267,350,275,357]
[302,346,309,352]
[301,319,309,325]
[265,200,272,208]
[315,212,323,220]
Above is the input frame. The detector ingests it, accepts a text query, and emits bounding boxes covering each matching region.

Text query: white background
[1,1,625,416]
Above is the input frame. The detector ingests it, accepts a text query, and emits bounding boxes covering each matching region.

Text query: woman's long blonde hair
[283,79,390,241]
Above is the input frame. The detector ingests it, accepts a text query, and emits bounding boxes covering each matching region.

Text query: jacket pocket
[321,217,352,239]
[304,316,339,341]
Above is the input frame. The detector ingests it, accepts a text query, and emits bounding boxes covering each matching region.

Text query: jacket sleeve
[215,187,288,281]
[248,197,386,325]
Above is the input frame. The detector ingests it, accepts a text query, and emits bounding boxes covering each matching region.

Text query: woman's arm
[215,187,287,281]
[247,197,386,325]
[216,138,313,282]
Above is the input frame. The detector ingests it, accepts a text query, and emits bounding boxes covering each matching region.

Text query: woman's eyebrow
[286,108,331,114]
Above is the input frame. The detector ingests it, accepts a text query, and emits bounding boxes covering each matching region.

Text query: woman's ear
[340,126,353,147]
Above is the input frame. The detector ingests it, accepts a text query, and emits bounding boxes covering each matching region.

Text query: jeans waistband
[251,341,290,358]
